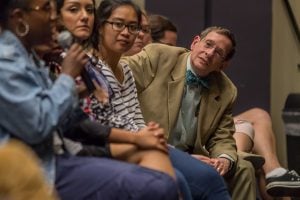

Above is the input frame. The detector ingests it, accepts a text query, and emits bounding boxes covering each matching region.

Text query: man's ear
[190,35,201,50]
[219,60,230,71]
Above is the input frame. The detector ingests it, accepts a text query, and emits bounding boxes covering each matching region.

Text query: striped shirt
[81,59,145,132]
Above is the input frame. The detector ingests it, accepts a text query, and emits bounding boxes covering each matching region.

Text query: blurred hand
[210,157,231,176]
[92,80,109,104]
[191,155,230,176]
[60,43,88,78]
[191,154,214,166]
[76,80,89,98]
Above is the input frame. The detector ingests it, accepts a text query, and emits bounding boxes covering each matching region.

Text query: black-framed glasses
[104,21,140,35]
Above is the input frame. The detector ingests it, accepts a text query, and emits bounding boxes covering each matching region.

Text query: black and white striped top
[82,59,145,132]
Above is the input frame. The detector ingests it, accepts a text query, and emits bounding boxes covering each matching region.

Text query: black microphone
[57,31,96,93]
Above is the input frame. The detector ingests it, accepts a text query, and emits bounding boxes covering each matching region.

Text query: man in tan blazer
[124,26,256,200]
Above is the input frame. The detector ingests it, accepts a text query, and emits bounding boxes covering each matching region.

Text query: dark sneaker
[238,151,265,170]
[266,170,300,197]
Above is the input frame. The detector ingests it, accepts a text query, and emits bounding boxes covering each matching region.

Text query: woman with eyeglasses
[0,0,179,200]
[55,0,191,199]
[55,0,186,184]
[78,0,232,200]
[53,0,182,199]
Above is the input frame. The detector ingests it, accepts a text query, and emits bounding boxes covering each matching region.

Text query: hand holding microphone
[60,43,89,79]
[57,30,96,93]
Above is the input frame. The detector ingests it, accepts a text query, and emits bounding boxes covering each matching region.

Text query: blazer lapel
[194,74,221,151]
[167,53,189,135]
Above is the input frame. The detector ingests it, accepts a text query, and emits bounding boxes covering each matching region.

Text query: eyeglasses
[105,21,140,35]
[202,39,226,60]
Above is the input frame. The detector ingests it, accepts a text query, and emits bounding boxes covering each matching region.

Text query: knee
[202,163,224,181]
[192,163,226,190]
[248,108,271,122]
[235,120,255,141]
[236,159,255,179]
[181,164,228,199]
[145,172,178,200]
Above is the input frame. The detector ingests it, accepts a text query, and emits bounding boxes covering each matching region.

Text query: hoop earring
[15,20,29,37]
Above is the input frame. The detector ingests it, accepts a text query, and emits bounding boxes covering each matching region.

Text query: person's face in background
[99,5,139,57]
[159,30,177,46]
[22,0,57,47]
[140,14,152,46]
[58,0,94,42]
[124,13,152,56]
[190,31,232,77]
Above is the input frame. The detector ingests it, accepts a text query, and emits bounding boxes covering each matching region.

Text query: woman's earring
[15,19,29,37]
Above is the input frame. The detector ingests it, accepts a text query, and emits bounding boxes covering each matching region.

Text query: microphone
[57,30,96,93]
[57,30,73,50]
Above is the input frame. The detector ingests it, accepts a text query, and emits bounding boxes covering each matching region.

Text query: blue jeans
[175,169,193,200]
[55,154,178,200]
[169,147,231,200]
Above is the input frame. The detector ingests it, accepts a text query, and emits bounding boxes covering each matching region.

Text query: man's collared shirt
[169,56,203,152]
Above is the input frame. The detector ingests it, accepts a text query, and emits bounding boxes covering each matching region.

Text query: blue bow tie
[186,70,209,88]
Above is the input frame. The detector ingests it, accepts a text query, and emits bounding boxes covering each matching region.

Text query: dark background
[146,0,272,115]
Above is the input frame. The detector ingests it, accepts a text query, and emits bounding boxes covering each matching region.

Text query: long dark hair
[56,0,96,47]
[92,0,142,50]
[56,0,96,13]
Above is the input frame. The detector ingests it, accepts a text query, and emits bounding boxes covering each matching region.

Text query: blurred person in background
[124,9,152,56]
[149,14,177,46]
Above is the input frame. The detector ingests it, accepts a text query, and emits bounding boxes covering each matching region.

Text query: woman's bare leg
[234,108,281,173]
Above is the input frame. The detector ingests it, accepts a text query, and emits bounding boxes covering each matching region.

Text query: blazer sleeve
[207,102,237,161]
[205,80,238,162]
[121,48,156,94]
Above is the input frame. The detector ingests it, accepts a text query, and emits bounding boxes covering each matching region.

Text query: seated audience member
[64,0,230,199]
[123,9,152,56]
[234,108,300,198]
[149,14,177,46]
[0,140,57,200]
[123,26,257,200]
[0,0,179,200]
[47,0,189,198]
[129,13,300,198]
[40,0,178,183]
[136,13,300,198]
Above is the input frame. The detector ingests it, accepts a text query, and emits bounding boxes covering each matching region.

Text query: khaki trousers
[226,158,257,200]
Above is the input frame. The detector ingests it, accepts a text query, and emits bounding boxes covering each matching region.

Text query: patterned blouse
[81,58,145,132]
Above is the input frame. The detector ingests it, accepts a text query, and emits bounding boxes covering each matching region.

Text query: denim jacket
[0,30,78,184]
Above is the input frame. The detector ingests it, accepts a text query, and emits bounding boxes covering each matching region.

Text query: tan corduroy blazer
[123,43,237,161]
